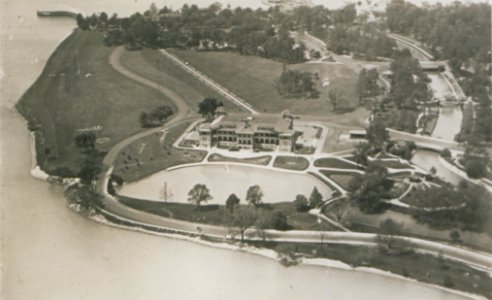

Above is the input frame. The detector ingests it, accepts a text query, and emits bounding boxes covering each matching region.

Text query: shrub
[464,158,486,178]
[441,148,451,158]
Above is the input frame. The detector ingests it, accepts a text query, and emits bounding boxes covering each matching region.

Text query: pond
[117,164,333,204]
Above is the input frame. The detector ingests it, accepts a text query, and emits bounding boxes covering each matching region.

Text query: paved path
[387,33,434,60]
[159,49,258,114]
[95,46,492,273]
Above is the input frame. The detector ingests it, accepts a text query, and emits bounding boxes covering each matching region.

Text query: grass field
[121,48,242,114]
[319,170,361,190]
[119,197,335,231]
[208,154,271,165]
[273,156,310,171]
[113,122,207,182]
[314,157,360,169]
[376,160,412,169]
[16,30,175,173]
[167,49,359,116]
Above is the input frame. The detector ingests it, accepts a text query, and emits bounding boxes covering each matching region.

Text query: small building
[419,61,445,72]
[198,114,298,152]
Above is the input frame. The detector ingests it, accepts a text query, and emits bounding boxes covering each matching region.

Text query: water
[0,0,479,299]
[118,164,332,203]
[411,150,462,185]
[427,73,463,141]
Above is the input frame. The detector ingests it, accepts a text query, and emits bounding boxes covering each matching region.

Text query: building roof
[199,114,294,135]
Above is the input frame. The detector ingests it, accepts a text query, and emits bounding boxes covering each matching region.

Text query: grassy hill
[167,49,359,116]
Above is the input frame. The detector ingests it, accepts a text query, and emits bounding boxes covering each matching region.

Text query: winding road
[93,46,492,273]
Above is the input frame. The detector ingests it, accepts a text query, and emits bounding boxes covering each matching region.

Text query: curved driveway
[94,46,492,273]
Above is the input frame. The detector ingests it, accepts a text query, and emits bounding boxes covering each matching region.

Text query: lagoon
[118,164,332,203]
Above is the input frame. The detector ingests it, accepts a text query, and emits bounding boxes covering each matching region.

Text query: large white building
[198,114,298,152]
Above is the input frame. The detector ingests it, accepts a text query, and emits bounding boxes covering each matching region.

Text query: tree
[328,200,348,223]
[246,185,264,207]
[348,163,390,213]
[198,97,220,121]
[187,184,212,207]
[107,174,124,195]
[270,210,290,230]
[367,117,389,150]
[357,69,381,103]
[309,187,323,208]
[78,150,104,185]
[225,193,240,212]
[74,132,96,153]
[376,218,411,254]
[139,111,150,128]
[449,230,461,243]
[294,194,309,212]
[229,206,257,242]
[462,140,489,179]
[352,142,370,166]
[76,14,89,30]
[328,87,342,112]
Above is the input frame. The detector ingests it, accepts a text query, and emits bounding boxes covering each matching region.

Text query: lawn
[208,154,271,165]
[314,157,360,169]
[376,160,413,169]
[401,189,465,209]
[319,170,361,191]
[167,49,359,116]
[118,197,335,231]
[273,156,310,171]
[17,30,174,173]
[113,121,207,182]
[122,48,242,114]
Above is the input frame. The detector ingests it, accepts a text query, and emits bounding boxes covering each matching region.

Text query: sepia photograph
[1,0,491,299]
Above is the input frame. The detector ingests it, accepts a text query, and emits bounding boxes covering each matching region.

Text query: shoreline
[74,205,486,300]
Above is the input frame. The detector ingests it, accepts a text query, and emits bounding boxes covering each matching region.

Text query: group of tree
[351,117,390,166]
[327,21,396,60]
[460,137,490,179]
[64,184,104,216]
[73,132,107,185]
[386,0,491,71]
[387,1,491,144]
[139,105,173,128]
[293,187,323,212]
[409,181,491,232]
[198,97,223,121]
[77,4,308,64]
[380,49,430,133]
[376,218,414,255]
[188,184,265,209]
[356,68,381,104]
[277,69,319,99]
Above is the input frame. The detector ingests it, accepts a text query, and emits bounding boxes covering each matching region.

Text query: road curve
[92,46,492,274]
